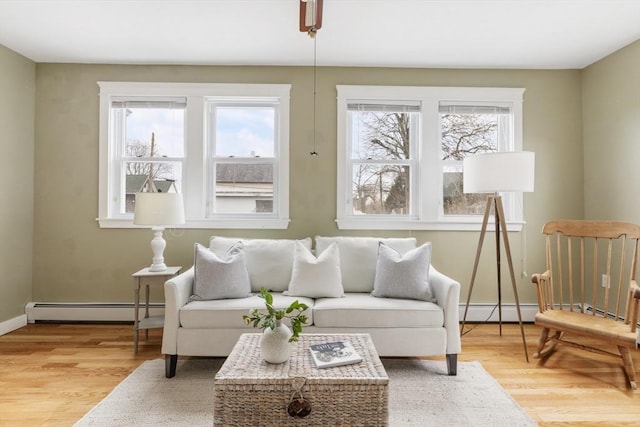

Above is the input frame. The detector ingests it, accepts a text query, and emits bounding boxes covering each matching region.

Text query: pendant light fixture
[299,0,323,37]
[299,0,323,156]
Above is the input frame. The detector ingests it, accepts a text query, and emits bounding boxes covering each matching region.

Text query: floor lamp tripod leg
[494,195,503,336]
[495,196,530,363]
[461,196,493,335]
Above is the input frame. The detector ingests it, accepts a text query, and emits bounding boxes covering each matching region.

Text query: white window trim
[336,85,526,231]
[97,82,291,229]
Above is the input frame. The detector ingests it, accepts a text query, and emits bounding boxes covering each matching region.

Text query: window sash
[205,99,280,217]
[208,157,277,217]
[346,104,419,217]
[439,102,515,218]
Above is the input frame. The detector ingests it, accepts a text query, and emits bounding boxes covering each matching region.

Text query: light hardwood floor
[0,322,638,426]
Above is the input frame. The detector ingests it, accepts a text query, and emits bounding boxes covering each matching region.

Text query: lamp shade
[133,192,185,226]
[463,151,535,193]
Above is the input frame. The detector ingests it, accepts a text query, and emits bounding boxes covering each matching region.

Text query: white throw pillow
[372,242,436,302]
[209,237,312,292]
[190,242,252,301]
[284,241,344,298]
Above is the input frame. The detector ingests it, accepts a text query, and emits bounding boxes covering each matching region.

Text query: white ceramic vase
[260,319,292,364]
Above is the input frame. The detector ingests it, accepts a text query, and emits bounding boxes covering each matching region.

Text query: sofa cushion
[284,241,344,298]
[314,236,417,293]
[180,293,315,329]
[313,293,443,328]
[190,242,251,301]
[372,242,436,302]
[209,236,312,292]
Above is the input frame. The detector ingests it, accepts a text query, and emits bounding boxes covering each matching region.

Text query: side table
[132,266,182,353]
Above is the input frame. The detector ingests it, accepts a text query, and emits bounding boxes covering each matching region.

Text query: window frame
[97,82,291,229]
[205,99,280,218]
[336,85,526,231]
[347,101,420,218]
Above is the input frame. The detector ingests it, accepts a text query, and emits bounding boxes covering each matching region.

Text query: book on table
[309,340,362,369]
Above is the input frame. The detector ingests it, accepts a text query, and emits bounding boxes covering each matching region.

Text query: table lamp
[134,191,185,272]
[460,151,535,362]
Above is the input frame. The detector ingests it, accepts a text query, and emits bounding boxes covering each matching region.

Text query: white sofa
[162,236,461,378]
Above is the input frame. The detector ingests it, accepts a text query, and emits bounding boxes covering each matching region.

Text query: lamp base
[148,263,168,272]
[148,227,168,272]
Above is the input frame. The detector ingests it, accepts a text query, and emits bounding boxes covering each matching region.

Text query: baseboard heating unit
[25,302,165,323]
[25,302,537,324]
[459,303,538,323]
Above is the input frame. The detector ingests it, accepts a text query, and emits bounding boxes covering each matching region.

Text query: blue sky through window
[125,107,185,157]
[215,106,275,157]
[124,104,275,159]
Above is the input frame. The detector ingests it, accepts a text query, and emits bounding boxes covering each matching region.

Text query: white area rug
[75,358,537,426]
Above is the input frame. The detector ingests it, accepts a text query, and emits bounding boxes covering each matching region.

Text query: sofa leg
[165,354,177,378]
[446,354,457,376]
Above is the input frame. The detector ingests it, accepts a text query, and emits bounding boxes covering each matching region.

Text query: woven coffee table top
[215,333,388,383]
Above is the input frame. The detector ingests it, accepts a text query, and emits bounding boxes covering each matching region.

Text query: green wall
[582,40,640,222]
[0,45,35,323]
[1,39,638,325]
[32,64,584,305]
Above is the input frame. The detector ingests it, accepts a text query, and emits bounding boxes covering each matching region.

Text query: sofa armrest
[430,265,462,355]
[161,266,194,355]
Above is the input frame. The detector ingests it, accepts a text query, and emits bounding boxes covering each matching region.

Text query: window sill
[97,217,290,230]
[336,218,525,232]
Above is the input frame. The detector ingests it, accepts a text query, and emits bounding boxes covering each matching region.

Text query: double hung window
[98,82,291,229]
[110,98,186,214]
[347,102,420,217]
[337,85,525,230]
[206,100,278,216]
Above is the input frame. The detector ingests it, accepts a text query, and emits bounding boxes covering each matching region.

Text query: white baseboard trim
[0,314,28,336]
[24,301,537,324]
[25,302,165,323]
[459,303,538,323]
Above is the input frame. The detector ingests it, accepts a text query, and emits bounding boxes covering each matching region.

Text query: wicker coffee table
[214,333,389,426]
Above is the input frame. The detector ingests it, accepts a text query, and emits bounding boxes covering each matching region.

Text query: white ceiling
[0,0,639,69]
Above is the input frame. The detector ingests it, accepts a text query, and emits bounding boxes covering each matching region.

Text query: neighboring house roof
[125,174,175,193]
[125,165,273,194]
[216,164,273,184]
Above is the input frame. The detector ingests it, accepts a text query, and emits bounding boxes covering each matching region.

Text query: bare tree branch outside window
[351,109,504,216]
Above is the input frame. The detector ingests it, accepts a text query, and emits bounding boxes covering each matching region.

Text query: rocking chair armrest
[531,270,551,285]
[629,280,640,333]
[531,270,552,312]
[631,280,640,299]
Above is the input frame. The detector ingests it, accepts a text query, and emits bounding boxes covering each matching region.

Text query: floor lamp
[460,151,535,362]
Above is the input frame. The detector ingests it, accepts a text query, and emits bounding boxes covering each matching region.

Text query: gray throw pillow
[372,242,436,302]
[190,242,251,301]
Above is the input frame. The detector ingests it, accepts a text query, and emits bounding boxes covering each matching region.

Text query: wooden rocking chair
[531,220,640,390]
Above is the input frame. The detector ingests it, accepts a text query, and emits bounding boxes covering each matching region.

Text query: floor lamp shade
[133,192,185,272]
[463,151,535,193]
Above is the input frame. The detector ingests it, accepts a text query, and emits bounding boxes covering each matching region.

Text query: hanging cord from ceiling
[310,32,318,156]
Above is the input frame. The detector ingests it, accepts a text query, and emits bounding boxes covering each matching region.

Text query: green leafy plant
[242,287,309,342]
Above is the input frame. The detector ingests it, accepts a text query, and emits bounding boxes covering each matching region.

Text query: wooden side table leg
[134,279,141,354]
[144,283,150,342]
